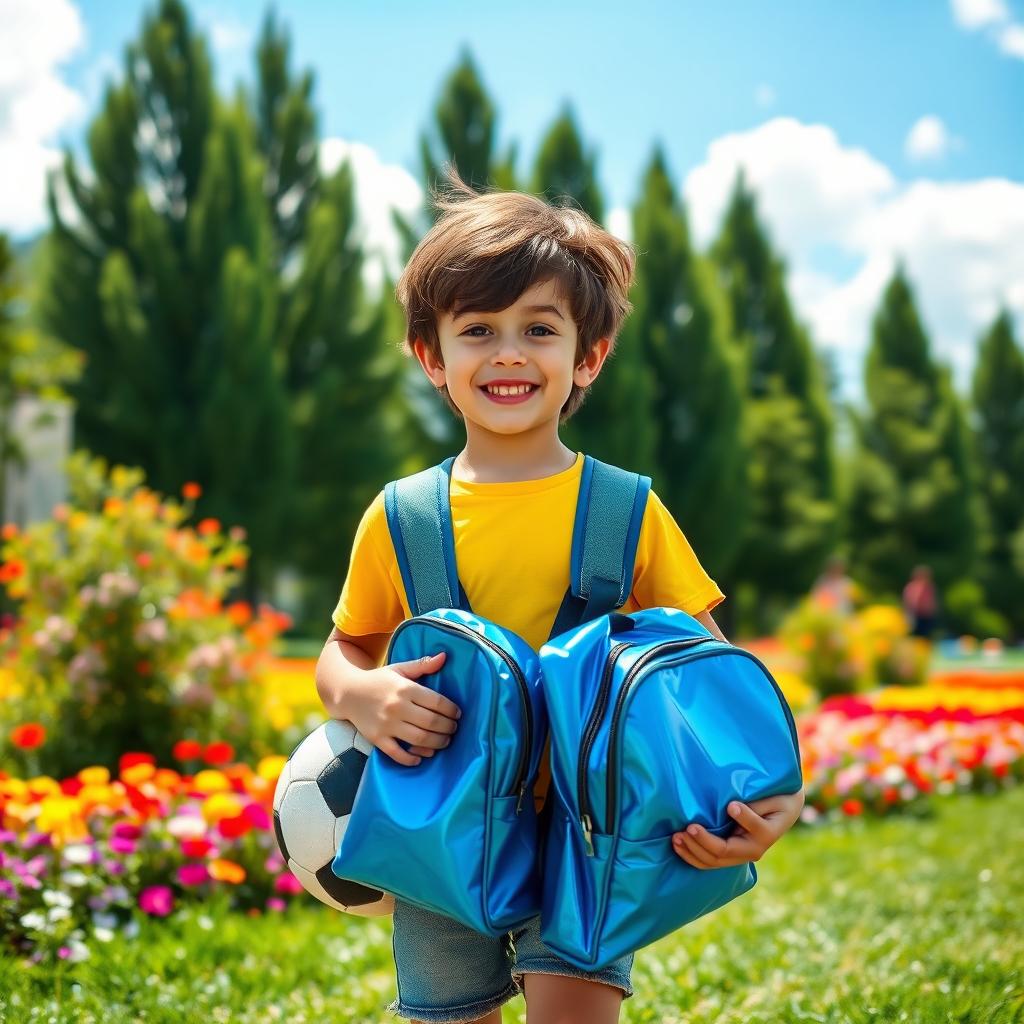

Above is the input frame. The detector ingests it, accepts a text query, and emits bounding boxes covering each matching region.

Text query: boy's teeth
[487,384,534,395]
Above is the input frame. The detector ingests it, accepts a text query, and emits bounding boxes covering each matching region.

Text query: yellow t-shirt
[331,451,726,810]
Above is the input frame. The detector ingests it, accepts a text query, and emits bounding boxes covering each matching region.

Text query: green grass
[3,788,1022,1023]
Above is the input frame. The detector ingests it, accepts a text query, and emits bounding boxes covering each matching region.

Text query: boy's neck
[452,429,578,483]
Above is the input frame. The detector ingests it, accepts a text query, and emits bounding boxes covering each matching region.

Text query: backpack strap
[546,457,651,641]
[383,454,650,636]
[383,457,472,616]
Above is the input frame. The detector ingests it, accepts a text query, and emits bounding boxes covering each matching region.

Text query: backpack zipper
[387,616,535,813]
[577,641,633,856]
[578,635,719,857]
[603,640,801,836]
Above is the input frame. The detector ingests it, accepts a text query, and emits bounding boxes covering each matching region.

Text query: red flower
[11,723,46,749]
[994,763,1009,778]
[841,799,864,816]
[217,814,253,840]
[173,739,203,761]
[181,837,214,859]
[203,742,235,766]
[182,482,202,500]
[119,752,155,773]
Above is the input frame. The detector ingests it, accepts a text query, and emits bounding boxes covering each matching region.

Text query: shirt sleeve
[331,490,406,635]
[630,488,726,616]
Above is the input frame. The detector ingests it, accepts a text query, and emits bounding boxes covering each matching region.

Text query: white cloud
[904,115,964,161]
[605,206,632,244]
[682,116,1024,404]
[950,0,1010,29]
[950,0,1024,59]
[203,14,252,56]
[754,83,777,109]
[0,0,85,236]
[319,138,424,296]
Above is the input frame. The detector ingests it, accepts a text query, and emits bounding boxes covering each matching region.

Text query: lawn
[2,786,1021,1024]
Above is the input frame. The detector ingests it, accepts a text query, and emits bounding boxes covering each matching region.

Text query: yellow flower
[192,769,230,794]
[36,794,89,846]
[202,792,243,824]
[122,762,156,786]
[257,755,287,781]
[78,766,111,786]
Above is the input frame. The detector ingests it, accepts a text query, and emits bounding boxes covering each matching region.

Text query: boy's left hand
[672,788,805,870]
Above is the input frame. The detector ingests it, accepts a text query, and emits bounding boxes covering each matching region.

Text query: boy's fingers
[378,738,422,767]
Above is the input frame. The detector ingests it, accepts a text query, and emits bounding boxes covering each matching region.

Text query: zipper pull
[515,781,526,815]
[581,814,595,857]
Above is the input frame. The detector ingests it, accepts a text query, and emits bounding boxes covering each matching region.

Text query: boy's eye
[461,325,555,337]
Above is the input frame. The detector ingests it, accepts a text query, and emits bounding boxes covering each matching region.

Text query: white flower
[91,912,119,930]
[122,919,140,939]
[63,844,95,865]
[42,890,74,909]
[197,915,214,931]
[62,871,89,888]
[66,939,91,962]
[94,927,115,943]
[47,906,72,923]
[166,815,207,839]
[19,911,46,930]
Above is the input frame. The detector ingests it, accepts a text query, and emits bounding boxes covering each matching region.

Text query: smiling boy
[316,165,804,1024]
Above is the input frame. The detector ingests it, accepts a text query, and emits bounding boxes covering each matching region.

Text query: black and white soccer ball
[272,719,394,917]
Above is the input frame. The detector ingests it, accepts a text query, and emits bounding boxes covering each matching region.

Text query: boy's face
[412,278,611,435]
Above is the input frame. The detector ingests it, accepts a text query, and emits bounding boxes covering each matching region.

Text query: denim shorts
[387,898,634,1022]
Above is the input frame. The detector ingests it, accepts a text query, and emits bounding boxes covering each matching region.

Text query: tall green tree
[710,168,837,628]
[36,0,400,623]
[617,147,747,576]
[528,102,604,223]
[845,265,976,598]
[971,309,1024,639]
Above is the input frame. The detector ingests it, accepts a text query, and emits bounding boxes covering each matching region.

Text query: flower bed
[0,748,299,964]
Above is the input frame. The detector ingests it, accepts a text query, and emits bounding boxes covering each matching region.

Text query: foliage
[0,451,290,777]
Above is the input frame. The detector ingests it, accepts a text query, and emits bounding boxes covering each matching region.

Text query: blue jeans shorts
[387,898,634,1022]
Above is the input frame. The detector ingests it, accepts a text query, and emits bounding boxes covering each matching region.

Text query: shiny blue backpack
[332,454,649,936]
[537,606,803,971]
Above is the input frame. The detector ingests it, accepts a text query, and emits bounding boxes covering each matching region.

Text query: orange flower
[173,739,203,761]
[1,523,18,540]
[208,858,246,884]
[11,723,46,749]
[0,560,25,583]
[226,602,253,626]
[197,518,221,537]
[182,481,202,500]
[135,552,153,569]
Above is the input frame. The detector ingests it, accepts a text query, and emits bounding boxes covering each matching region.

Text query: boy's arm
[314,626,390,718]
[694,608,728,643]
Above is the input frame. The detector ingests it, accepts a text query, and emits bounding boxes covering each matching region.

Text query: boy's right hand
[340,651,461,767]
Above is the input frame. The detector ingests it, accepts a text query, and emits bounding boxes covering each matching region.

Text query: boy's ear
[573,337,613,388]
[411,337,446,389]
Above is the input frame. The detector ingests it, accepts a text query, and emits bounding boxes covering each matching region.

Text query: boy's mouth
[478,383,539,405]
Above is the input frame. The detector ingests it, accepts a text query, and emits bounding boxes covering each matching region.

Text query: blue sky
[4,0,1023,404]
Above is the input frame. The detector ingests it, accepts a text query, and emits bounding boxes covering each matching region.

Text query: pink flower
[266,897,286,912]
[273,872,304,895]
[109,837,137,855]
[177,863,210,887]
[242,803,270,830]
[139,885,174,917]
[112,822,143,841]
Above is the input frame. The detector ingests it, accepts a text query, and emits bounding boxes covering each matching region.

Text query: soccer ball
[272,719,394,917]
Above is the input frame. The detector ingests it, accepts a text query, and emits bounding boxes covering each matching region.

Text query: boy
[316,166,805,1024]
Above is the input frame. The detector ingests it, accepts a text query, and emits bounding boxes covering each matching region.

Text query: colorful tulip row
[795,670,1024,820]
[0,749,300,964]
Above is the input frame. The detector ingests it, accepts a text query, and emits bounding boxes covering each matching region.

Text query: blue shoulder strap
[383,455,650,637]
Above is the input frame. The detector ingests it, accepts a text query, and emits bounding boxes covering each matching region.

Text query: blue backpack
[332,455,803,962]
[331,454,648,936]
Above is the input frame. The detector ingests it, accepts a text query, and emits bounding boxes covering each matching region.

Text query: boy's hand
[340,651,461,768]
[671,788,805,869]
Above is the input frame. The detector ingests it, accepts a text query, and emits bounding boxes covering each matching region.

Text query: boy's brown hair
[395,163,637,423]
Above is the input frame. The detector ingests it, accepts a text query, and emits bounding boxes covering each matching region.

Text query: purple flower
[109,837,137,856]
[0,829,17,843]
[23,832,52,850]
[0,879,15,898]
